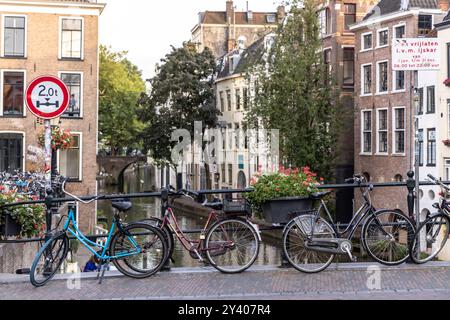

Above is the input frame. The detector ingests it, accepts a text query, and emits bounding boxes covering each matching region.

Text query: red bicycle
[143,187,260,274]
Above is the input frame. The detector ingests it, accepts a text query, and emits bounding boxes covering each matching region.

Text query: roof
[435,8,450,27]
[201,11,278,25]
[363,0,439,20]
[216,36,266,80]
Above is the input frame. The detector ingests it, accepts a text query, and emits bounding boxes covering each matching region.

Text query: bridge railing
[1,177,449,244]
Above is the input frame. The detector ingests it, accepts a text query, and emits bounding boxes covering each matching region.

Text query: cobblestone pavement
[1,263,450,300]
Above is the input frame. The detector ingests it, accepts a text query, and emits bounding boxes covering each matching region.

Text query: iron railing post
[406,171,415,219]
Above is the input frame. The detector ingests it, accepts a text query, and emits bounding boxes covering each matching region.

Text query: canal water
[97,164,282,268]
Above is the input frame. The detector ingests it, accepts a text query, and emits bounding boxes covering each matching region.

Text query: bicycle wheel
[110,222,167,278]
[410,213,450,264]
[283,214,336,273]
[140,217,174,266]
[30,232,69,287]
[362,210,415,265]
[205,218,259,274]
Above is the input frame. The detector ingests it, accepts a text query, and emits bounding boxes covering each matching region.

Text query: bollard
[406,171,415,219]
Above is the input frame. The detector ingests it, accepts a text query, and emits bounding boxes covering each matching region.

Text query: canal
[97,164,282,268]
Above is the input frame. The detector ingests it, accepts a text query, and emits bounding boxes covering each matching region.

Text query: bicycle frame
[62,204,141,261]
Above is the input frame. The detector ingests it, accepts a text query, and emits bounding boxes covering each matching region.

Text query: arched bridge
[97,155,148,186]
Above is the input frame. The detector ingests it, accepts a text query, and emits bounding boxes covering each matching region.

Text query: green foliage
[0,193,45,238]
[139,42,220,167]
[246,0,343,180]
[99,45,146,155]
[245,166,321,215]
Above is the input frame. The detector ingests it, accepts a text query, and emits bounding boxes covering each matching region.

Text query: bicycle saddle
[310,191,331,200]
[111,200,132,212]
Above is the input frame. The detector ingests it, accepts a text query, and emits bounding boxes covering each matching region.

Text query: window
[427,86,435,114]
[324,49,332,77]
[61,18,83,59]
[0,133,23,172]
[219,91,224,112]
[266,14,276,23]
[59,134,81,180]
[362,64,372,94]
[394,71,405,91]
[319,8,331,36]
[226,90,231,111]
[362,33,372,50]
[377,109,388,153]
[243,88,248,110]
[418,129,424,166]
[362,110,372,153]
[344,4,356,31]
[235,88,241,110]
[4,16,25,57]
[394,174,403,182]
[60,73,82,118]
[2,72,24,116]
[445,159,450,181]
[447,43,450,79]
[448,100,450,139]
[228,164,233,184]
[418,15,432,36]
[395,25,405,39]
[393,108,405,154]
[418,88,424,114]
[221,164,226,183]
[378,29,388,47]
[343,48,354,86]
[427,129,436,166]
[235,123,240,149]
[377,61,388,93]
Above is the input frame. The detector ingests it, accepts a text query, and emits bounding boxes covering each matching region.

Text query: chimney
[400,0,409,11]
[439,0,449,11]
[226,0,236,52]
[277,5,286,23]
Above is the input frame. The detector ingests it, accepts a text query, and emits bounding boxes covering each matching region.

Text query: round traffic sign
[26,76,70,119]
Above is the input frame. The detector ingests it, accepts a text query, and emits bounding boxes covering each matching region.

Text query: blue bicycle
[30,182,168,287]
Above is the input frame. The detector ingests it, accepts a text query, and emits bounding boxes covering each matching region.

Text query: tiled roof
[364,0,439,20]
[202,11,278,25]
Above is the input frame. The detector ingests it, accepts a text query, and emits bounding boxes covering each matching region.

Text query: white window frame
[447,100,450,139]
[58,71,84,118]
[57,131,83,181]
[445,158,450,181]
[360,109,372,155]
[393,22,406,39]
[58,16,84,60]
[392,70,406,93]
[360,31,373,52]
[360,63,372,96]
[376,108,389,155]
[392,106,406,156]
[0,130,25,171]
[376,60,389,95]
[1,14,27,58]
[376,27,389,49]
[0,69,26,117]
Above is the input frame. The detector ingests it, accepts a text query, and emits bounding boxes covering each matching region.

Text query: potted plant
[245,166,324,224]
[444,79,450,87]
[37,126,73,151]
[443,139,450,147]
[0,192,46,238]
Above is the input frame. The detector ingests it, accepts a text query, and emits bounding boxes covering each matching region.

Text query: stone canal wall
[0,242,39,274]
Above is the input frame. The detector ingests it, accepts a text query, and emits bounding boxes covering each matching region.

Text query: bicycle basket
[223,198,252,215]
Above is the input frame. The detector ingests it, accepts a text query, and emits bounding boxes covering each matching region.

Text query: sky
[99,0,280,81]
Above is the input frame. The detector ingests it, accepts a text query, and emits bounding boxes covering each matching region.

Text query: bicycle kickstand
[98,260,110,285]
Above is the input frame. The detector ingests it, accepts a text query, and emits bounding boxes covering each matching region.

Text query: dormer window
[418,15,432,36]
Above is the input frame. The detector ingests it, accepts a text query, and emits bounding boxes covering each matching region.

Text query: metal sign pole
[44,119,53,238]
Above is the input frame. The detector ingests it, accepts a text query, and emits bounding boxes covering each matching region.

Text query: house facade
[0,0,105,233]
[350,0,446,213]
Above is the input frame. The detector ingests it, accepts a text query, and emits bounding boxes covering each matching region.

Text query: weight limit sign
[26,76,70,119]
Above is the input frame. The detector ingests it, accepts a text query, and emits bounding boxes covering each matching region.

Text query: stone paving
[1,263,450,300]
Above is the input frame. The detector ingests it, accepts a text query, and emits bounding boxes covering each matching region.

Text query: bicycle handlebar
[61,180,101,204]
[428,174,450,191]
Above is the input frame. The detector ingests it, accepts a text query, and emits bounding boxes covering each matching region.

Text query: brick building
[191,0,284,58]
[0,0,105,232]
[350,0,447,212]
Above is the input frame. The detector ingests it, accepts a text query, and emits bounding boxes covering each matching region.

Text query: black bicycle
[409,174,450,264]
[282,174,416,273]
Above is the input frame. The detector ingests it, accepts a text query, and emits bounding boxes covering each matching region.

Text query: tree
[246,0,342,180]
[99,45,146,156]
[140,42,220,187]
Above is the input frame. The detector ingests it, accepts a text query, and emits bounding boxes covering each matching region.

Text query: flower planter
[0,214,22,237]
[262,196,313,225]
